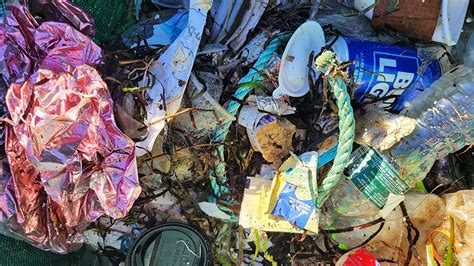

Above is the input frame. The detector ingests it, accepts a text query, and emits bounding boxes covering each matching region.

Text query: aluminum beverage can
[331,36,443,112]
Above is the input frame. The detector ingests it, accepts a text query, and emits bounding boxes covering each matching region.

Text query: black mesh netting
[0,233,85,265]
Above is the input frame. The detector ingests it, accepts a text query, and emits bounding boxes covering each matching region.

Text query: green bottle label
[347,146,410,209]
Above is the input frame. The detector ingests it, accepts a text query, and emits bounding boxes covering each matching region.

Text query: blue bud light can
[330,36,442,112]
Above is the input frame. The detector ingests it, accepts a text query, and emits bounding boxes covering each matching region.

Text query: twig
[0,118,13,126]
[379,258,398,264]
[119,59,143,65]
[291,231,308,243]
[321,217,385,233]
[133,188,170,206]
[104,76,123,84]
[217,58,245,72]
[148,108,194,126]
[445,215,455,266]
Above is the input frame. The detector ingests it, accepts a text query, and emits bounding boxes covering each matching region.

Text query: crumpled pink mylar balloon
[0,5,141,253]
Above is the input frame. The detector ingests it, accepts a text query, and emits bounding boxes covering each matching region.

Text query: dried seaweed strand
[401,202,420,266]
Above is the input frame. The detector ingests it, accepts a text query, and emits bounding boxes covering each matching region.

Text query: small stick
[148,108,194,126]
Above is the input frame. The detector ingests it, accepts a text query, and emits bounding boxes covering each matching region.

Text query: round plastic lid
[126,223,211,266]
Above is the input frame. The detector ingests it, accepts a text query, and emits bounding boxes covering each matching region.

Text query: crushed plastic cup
[272,21,325,99]
[326,193,448,265]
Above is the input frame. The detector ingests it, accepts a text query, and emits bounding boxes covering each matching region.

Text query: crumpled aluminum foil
[1,5,141,253]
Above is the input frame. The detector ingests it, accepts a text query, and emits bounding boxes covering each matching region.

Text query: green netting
[0,233,85,265]
[71,0,136,45]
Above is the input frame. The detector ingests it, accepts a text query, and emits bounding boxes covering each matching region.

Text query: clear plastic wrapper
[442,190,474,265]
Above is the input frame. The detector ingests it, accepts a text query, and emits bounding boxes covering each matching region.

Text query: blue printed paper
[269,152,319,233]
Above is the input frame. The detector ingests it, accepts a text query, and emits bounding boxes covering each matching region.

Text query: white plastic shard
[272,21,325,99]
[136,0,212,156]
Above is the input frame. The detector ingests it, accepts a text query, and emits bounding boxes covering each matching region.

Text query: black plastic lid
[126,223,211,266]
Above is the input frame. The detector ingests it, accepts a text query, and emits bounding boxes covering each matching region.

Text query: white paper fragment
[198,202,232,220]
[131,12,189,48]
[136,0,212,156]
[190,73,236,121]
[216,0,245,43]
[238,105,271,130]
[247,95,296,116]
[209,0,230,40]
[238,105,273,153]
